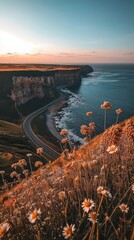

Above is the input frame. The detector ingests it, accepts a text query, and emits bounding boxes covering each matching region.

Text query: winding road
[22,96,63,160]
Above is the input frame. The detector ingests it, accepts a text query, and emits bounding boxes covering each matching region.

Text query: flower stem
[28,156,33,175]
[116,114,119,124]
[104,109,107,131]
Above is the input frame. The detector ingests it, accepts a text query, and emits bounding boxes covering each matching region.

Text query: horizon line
[0,62,134,65]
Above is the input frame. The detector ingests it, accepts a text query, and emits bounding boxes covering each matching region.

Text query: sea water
[54,64,134,143]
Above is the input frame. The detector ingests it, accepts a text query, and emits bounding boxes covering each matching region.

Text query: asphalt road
[22,97,63,160]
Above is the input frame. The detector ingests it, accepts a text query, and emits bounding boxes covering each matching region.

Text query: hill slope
[0,117,133,240]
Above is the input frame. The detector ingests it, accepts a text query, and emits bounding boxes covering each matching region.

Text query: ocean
[54,64,134,143]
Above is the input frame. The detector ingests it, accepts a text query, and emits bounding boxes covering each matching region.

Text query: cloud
[0,49,134,64]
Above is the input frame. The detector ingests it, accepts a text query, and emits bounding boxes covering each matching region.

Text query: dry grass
[0,153,13,161]
[0,120,23,137]
[0,115,133,240]
[0,64,78,72]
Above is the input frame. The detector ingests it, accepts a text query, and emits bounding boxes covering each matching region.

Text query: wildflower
[58,191,66,199]
[62,224,75,239]
[116,108,123,115]
[100,101,112,130]
[94,175,99,181]
[91,160,97,165]
[11,163,18,169]
[61,138,68,144]
[0,171,5,175]
[80,125,92,135]
[82,198,95,213]
[86,111,93,116]
[88,212,98,224]
[60,129,69,136]
[18,159,27,168]
[23,170,29,177]
[28,209,41,223]
[16,173,21,180]
[107,145,118,154]
[97,186,112,198]
[101,190,112,199]
[10,171,17,178]
[97,186,104,194]
[36,148,43,155]
[26,153,32,157]
[35,161,43,168]
[0,222,10,238]
[27,153,33,174]
[101,101,112,110]
[83,137,88,142]
[119,204,129,213]
[89,122,96,130]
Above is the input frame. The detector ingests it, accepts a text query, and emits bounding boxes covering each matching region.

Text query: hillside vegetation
[0,113,133,240]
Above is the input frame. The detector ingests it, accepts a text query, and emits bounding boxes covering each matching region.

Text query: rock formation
[0,65,93,120]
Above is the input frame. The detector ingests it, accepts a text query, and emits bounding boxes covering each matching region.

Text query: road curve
[22,96,64,160]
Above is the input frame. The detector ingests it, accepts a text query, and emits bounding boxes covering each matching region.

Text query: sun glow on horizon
[0,31,34,54]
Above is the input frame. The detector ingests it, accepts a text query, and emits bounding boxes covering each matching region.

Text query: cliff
[54,68,81,88]
[77,65,93,76]
[0,65,93,120]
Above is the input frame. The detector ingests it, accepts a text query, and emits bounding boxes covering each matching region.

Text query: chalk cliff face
[11,75,55,106]
[10,68,84,106]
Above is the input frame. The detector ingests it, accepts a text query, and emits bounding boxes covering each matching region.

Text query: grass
[0,120,42,184]
[0,120,23,136]
[0,116,61,184]
[0,104,133,239]
[0,63,78,71]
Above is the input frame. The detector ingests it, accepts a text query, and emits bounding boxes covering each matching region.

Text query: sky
[0,0,134,64]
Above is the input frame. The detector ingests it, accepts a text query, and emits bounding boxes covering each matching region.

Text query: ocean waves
[82,71,120,85]
[54,89,84,144]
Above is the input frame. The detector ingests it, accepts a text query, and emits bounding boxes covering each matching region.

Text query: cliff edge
[0,64,93,121]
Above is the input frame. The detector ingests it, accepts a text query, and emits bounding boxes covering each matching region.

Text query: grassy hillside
[0,120,56,185]
[0,120,23,136]
[0,117,133,240]
[0,121,33,183]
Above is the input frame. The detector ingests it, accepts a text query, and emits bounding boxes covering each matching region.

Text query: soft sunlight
[0,31,34,54]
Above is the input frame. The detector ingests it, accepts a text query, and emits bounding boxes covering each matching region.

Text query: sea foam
[54,89,84,144]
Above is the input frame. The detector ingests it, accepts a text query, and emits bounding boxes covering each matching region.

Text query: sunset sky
[0,0,134,64]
